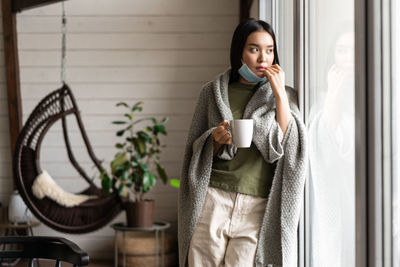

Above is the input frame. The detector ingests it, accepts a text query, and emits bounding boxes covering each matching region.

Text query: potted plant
[99,101,169,227]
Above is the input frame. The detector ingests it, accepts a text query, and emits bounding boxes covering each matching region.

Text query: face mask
[238,62,267,83]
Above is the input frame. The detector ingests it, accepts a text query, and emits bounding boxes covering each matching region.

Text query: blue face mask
[238,62,267,83]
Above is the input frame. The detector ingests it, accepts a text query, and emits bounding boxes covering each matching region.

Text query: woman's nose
[258,52,267,62]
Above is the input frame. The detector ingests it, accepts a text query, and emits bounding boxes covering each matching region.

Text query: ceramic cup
[228,119,253,148]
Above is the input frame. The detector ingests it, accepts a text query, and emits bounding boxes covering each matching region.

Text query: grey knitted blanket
[178,68,308,267]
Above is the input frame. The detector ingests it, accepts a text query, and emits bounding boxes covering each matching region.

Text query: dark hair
[229,19,280,83]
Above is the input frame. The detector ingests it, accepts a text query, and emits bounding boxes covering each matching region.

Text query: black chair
[0,236,89,266]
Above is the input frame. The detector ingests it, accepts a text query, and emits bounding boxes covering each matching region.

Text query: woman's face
[241,30,275,79]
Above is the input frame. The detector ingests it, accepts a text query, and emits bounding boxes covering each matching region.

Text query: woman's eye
[250,48,258,52]
[267,49,273,53]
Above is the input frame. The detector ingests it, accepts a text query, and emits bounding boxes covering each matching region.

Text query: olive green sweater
[209,82,277,198]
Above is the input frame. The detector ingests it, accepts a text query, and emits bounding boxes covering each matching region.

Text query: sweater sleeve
[253,86,301,164]
[184,87,210,165]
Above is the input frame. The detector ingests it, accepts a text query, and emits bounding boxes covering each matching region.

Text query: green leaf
[115,143,125,149]
[116,102,129,108]
[161,117,168,123]
[122,170,129,181]
[111,153,127,173]
[156,163,168,184]
[137,131,152,144]
[141,172,156,194]
[112,121,127,125]
[143,172,150,184]
[116,129,125,137]
[125,124,133,131]
[133,137,146,156]
[170,179,180,188]
[131,101,144,112]
[153,125,166,135]
[115,165,126,171]
[142,184,150,193]
[133,172,141,184]
[138,162,149,172]
[129,161,138,167]
[142,172,153,193]
[124,113,132,120]
[132,101,143,109]
[148,172,156,187]
[101,176,112,195]
[99,170,107,180]
[118,184,125,195]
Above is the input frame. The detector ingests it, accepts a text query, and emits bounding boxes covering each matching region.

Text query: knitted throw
[178,68,308,267]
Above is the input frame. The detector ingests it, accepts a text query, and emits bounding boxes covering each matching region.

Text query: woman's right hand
[212,120,232,157]
[212,120,232,145]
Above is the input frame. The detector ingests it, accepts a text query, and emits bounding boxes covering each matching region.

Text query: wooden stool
[111,222,177,267]
[116,232,177,267]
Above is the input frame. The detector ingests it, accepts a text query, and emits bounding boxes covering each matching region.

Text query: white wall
[0,0,239,260]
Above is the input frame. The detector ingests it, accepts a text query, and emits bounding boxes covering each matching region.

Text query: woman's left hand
[264,64,286,98]
[264,64,292,136]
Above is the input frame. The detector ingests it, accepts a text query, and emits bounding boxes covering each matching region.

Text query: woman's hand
[212,120,232,156]
[264,64,292,137]
[264,64,286,98]
[322,63,352,131]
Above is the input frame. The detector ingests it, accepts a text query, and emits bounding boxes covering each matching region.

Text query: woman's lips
[256,67,266,72]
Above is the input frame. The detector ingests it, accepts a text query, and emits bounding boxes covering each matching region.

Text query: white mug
[229,119,254,148]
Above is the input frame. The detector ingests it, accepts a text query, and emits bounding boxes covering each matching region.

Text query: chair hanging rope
[61,0,67,84]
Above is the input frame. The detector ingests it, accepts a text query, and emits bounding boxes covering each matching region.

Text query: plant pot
[125,199,155,228]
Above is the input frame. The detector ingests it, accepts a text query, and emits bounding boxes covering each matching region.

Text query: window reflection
[308,30,355,266]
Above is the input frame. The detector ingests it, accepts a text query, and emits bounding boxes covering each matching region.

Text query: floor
[14,259,113,266]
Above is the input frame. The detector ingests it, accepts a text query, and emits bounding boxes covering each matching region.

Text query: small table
[0,221,41,267]
[111,221,170,267]
[0,221,40,236]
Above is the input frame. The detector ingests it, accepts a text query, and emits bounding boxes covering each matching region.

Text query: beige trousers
[188,186,268,267]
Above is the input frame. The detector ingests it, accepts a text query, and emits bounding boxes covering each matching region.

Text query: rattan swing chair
[13,83,124,234]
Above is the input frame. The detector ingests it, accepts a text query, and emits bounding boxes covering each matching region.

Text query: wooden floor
[14,259,113,266]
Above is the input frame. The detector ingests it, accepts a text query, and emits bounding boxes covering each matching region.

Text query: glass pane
[306,0,355,266]
[392,0,400,264]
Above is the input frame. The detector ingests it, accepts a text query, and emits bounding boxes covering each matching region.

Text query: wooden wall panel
[0,0,239,260]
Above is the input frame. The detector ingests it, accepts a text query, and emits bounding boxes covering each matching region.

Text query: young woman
[178,19,308,267]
